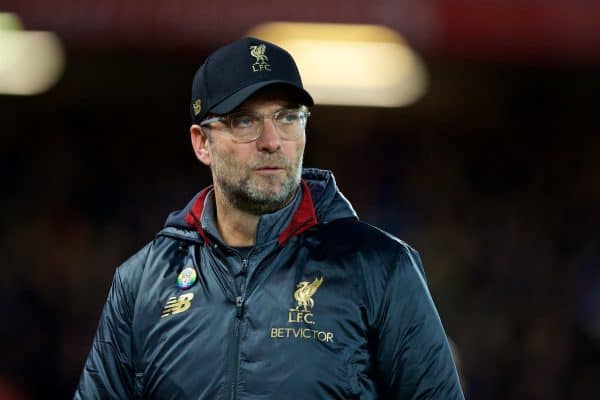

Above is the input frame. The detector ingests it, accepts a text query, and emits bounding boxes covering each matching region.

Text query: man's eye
[278,111,300,124]
[232,115,256,129]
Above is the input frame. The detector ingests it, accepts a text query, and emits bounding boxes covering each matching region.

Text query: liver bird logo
[250,44,269,64]
[294,276,324,312]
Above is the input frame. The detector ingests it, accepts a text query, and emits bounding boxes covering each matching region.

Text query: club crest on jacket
[293,276,323,312]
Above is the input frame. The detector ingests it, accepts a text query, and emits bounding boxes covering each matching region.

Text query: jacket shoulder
[115,232,182,292]
[310,218,424,275]
[308,218,431,326]
[116,242,153,278]
[112,242,153,301]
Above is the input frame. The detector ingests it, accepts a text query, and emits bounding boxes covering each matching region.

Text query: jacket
[75,168,465,399]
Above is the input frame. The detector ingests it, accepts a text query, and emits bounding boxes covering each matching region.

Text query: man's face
[199,89,306,215]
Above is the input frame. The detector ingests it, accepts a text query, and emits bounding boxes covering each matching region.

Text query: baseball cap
[190,37,314,124]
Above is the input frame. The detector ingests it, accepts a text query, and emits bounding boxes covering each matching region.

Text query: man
[75,37,465,399]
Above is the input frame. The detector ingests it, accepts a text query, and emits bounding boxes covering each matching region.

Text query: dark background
[1,1,599,399]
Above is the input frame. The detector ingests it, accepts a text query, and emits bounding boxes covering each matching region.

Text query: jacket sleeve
[373,245,465,399]
[74,247,147,399]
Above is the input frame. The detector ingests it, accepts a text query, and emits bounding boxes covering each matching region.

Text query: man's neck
[213,189,260,247]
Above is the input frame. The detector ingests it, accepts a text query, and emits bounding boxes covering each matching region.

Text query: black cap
[190,37,314,124]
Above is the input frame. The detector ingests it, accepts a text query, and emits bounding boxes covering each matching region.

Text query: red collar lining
[185,185,213,245]
[278,180,318,245]
[185,180,318,246]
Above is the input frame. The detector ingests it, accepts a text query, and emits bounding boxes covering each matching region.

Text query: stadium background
[1,1,599,398]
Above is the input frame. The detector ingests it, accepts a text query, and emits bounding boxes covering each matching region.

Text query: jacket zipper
[230,257,248,400]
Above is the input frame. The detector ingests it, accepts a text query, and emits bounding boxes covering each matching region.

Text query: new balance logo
[161,293,194,318]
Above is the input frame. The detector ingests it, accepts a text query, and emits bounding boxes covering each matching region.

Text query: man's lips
[254,166,285,174]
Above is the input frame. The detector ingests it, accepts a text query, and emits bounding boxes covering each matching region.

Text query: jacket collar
[184,180,318,246]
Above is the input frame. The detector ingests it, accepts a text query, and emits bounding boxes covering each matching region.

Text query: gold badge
[288,276,323,325]
[192,99,202,116]
[293,276,323,312]
[161,293,194,318]
[269,276,333,343]
[250,44,271,72]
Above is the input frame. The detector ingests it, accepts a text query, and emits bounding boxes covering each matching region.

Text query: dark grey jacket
[75,169,464,399]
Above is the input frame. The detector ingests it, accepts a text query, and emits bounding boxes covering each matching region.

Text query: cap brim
[210,80,314,115]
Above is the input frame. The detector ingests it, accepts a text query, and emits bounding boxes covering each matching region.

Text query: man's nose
[256,119,281,152]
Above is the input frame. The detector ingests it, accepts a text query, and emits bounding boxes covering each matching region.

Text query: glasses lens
[229,113,261,141]
[225,108,309,142]
[275,110,301,125]
[273,109,308,139]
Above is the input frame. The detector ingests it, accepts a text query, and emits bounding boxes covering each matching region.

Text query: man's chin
[248,175,290,193]
[245,181,297,208]
[247,186,290,203]
[234,191,291,215]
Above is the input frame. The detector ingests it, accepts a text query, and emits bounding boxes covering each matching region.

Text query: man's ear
[190,125,211,166]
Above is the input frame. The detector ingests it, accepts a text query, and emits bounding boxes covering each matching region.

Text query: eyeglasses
[199,107,310,143]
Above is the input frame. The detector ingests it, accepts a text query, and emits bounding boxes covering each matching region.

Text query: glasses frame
[199,106,311,143]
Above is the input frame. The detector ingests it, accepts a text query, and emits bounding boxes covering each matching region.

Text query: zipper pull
[236,296,244,318]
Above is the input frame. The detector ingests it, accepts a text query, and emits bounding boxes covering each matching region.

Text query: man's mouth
[255,166,285,174]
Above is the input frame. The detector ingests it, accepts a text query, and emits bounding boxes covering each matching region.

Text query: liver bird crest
[294,276,324,312]
[250,44,269,64]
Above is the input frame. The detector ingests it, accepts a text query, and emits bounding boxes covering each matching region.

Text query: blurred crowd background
[1,1,599,399]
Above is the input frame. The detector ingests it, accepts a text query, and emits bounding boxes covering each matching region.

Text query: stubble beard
[211,149,304,215]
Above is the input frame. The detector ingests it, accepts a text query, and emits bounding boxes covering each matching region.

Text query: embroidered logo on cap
[250,44,271,72]
[192,99,202,115]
